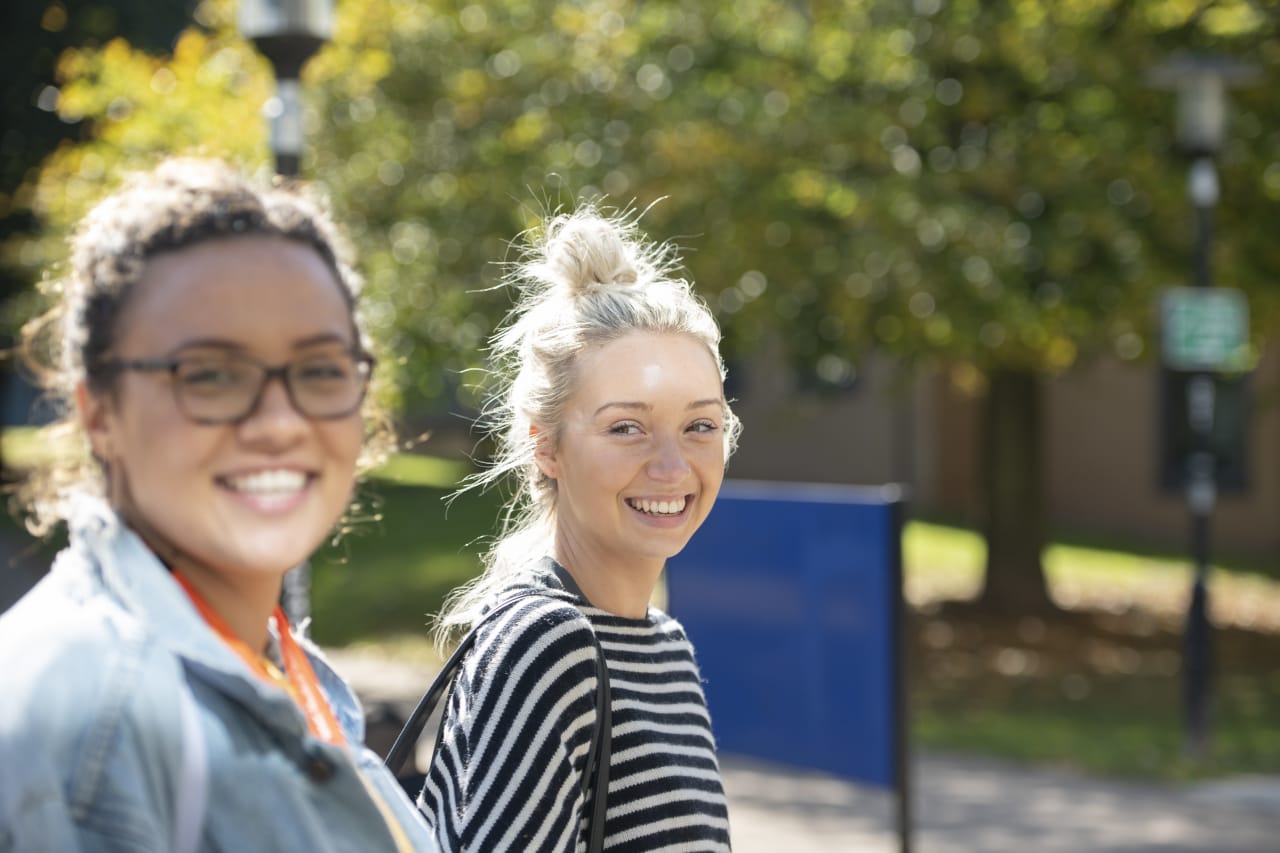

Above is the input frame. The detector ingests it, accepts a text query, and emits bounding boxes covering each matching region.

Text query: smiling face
[535,330,729,578]
[79,235,364,593]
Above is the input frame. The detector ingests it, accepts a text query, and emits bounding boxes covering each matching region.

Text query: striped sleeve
[419,596,601,853]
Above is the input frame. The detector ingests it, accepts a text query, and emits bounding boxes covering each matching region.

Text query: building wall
[728,347,1279,562]
[726,347,932,493]
[1044,350,1279,559]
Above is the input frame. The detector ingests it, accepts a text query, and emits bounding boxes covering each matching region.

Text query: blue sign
[666,479,906,790]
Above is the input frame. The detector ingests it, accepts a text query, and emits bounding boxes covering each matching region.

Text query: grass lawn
[903,520,1280,780]
[2,434,1276,781]
[306,455,497,647]
[909,601,1280,780]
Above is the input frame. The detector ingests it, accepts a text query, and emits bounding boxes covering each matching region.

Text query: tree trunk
[978,368,1055,613]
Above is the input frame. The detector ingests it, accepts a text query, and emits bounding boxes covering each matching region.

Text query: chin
[218,543,318,577]
[638,544,687,563]
[241,528,328,564]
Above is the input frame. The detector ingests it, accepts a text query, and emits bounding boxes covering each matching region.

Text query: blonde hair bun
[535,209,648,296]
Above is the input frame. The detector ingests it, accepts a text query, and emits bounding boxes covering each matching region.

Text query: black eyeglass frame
[95,349,377,426]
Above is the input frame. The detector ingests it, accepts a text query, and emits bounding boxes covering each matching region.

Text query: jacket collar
[58,496,365,745]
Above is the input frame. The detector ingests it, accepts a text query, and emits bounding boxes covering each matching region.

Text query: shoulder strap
[384,588,613,853]
[383,591,535,775]
[547,560,611,849]
[583,639,612,853]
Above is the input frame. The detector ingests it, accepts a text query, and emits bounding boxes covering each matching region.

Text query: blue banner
[666,479,905,789]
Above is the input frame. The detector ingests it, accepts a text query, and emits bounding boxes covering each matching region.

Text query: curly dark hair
[15,157,395,535]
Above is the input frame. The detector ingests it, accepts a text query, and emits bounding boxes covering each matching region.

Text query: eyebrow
[594,398,724,417]
[172,333,352,353]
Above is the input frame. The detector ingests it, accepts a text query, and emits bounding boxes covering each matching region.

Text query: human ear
[76,381,116,463]
[530,423,559,479]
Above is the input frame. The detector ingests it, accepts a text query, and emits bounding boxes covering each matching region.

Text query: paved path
[325,646,1280,852]
[724,752,1280,852]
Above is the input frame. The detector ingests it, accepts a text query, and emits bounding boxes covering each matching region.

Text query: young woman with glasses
[0,158,436,852]
[416,207,741,851]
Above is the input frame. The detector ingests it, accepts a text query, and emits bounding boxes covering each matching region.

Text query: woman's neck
[175,561,282,652]
[125,510,282,652]
[552,535,660,619]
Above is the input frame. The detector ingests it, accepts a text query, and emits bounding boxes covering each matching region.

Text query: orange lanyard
[174,574,346,748]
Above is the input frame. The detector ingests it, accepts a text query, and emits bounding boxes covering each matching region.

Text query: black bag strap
[584,638,611,851]
[383,591,532,775]
[384,590,613,852]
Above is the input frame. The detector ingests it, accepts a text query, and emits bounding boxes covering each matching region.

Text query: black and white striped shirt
[418,559,731,851]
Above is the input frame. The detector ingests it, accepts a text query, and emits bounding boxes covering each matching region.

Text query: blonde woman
[418,208,741,851]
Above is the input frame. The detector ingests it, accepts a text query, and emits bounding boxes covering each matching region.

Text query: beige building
[728,346,1279,563]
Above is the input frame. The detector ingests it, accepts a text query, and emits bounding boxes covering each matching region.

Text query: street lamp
[238,0,335,177]
[1149,53,1257,761]
[239,0,334,629]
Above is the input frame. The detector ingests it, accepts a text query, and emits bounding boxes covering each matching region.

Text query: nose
[647,433,691,482]
[237,373,307,445]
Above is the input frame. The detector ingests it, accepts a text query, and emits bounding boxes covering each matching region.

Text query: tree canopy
[6,0,1278,606]
[8,0,1277,409]
[0,0,196,328]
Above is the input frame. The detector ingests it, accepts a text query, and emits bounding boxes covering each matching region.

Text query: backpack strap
[583,638,612,852]
[384,589,612,852]
[383,591,535,775]
[548,564,613,849]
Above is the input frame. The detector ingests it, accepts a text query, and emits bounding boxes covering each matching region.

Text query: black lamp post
[238,0,334,177]
[239,0,334,629]
[1150,53,1257,761]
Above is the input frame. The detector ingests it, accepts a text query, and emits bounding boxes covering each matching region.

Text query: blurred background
[1,0,1278,844]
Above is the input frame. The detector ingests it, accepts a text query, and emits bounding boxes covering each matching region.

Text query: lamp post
[238,0,334,177]
[239,0,334,629]
[1150,54,1257,761]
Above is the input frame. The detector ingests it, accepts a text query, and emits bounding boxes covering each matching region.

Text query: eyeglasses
[97,349,375,425]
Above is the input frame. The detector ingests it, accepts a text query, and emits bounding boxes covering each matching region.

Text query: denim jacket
[0,499,438,852]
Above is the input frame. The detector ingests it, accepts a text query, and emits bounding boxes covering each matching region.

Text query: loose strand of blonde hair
[435,202,741,645]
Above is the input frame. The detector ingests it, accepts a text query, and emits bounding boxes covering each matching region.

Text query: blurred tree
[1,1,196,271]
[0,0,195,475]
[618,0,1280,611]
[5,1,271,281]
[9,0,1279,609]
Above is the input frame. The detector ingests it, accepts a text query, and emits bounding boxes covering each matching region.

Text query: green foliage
[6,0,1280,406]
[0,0,197,331]
[9,23,273,280]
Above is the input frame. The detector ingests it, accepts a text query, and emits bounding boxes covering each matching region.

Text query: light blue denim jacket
[0,499,438,852]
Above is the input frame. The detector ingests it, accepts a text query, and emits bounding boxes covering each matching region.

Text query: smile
[221,469,309,496]
[626,496,688,516]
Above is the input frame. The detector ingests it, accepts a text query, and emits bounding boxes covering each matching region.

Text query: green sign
[1161,287,1250,372]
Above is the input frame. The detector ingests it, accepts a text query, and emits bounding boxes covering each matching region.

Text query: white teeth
[227,470,306,495]
[630,497,687,515]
